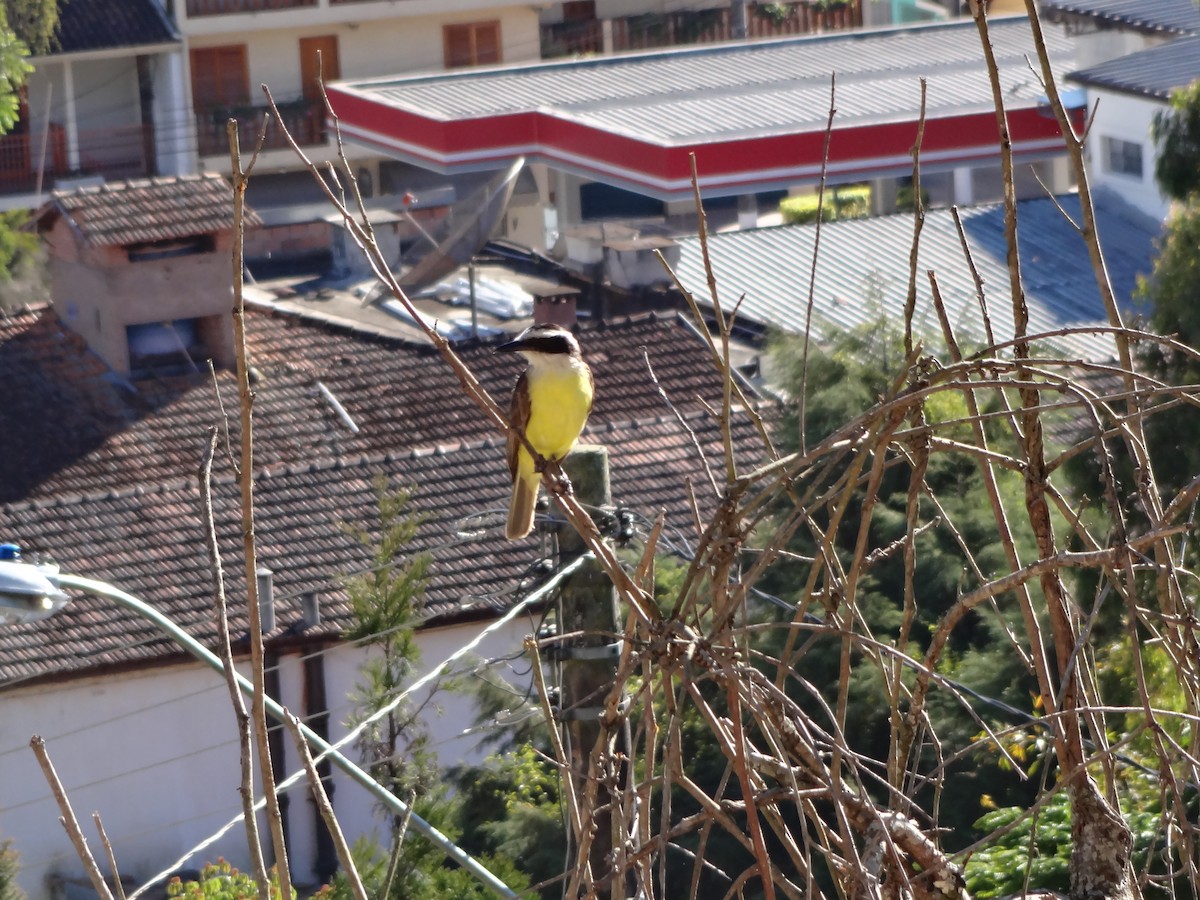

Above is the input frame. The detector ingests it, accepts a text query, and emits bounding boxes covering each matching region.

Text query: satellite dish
[394,156,527,294]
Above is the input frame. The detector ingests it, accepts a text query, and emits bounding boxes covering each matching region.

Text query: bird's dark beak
[494,337,523,353]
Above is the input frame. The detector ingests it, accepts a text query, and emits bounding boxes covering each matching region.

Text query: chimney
[533,290,578,328]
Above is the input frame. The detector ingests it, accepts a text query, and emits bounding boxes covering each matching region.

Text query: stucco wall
[1,613,533,898]
[185,8,542,105]
[1084,88,1171,222]
[46,219,237,374]
[186,6,540,172]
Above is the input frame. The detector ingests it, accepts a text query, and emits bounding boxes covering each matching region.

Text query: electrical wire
[122,551,589,899]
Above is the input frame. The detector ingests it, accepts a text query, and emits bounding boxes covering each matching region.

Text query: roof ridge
[247,299,684,349]
[584,310,673,332]
[53,172,227,200]
[258,434,506,479]
[3,475,199,514]
[0,302,51,321]
[245,298,441,350]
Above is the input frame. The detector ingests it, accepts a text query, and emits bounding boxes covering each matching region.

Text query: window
[127,235,215,263]
[1102,136,1143,178]
[443,21,501,69]
[127,318,211,378]
[190,45,249,109]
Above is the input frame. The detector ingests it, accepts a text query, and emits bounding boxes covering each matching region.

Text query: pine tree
[0,840,24,900]
[340,476,438,898]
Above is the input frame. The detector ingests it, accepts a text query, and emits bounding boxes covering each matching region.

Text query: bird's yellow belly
[524,369,593,462]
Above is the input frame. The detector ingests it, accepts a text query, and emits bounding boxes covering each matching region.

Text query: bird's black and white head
[495,323,583,365]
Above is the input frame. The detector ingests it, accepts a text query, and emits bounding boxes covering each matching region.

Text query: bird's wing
[507,370,531,480]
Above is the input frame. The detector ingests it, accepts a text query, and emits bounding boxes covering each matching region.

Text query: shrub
[779,185,870,224]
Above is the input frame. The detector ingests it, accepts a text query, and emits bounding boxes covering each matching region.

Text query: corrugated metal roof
[1068,35,1200,99]
[359,16,1073,141]
[1039,0,1200,36]
[673,191,1159,362]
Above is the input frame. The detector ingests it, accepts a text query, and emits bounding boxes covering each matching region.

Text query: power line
[122,553,585,898]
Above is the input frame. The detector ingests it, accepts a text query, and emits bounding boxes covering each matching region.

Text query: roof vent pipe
[257,567,275,634]
[301,592,321,629]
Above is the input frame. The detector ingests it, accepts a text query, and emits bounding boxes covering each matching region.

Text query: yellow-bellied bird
[496,324,594,540]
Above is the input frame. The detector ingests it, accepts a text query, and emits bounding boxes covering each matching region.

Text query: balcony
[541,20,604,57]
[186,0,315,16]
[0,124,153,197]
[195,99,327,157]
[541,0,862,58]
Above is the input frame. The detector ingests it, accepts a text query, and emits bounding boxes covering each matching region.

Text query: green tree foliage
[0,840,24,900]
[165,860,294,899]
[763,315,1046,841]
[1153,81,1200,202]
[340,477,438,898]
[779,184,870,224]
[965,777,1164,898]
[0,209,40,282]
[2,0,60,56]
[0,4,44,304]
[0,4,32,134]
[1120,203,1200,507]
[317,827,532,899]
[448,744,564,898]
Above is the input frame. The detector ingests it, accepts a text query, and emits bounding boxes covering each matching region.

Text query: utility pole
[554,445,623,894]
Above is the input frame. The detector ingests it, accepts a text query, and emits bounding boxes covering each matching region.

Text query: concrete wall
[1,614,533,899]
[1085,88,1171,222]
[186,3,540,172]
[1071,28,1158,71]
[46,218,236,374]
[186,8,540,98]
[177,0,538,37]
[25,58,144,173]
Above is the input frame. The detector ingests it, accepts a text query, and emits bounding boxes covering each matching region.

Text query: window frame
[1101,135,1144,179]
[189,44,250,109]
[443,21,502,69]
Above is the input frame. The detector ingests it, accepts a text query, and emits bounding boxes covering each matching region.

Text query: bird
[496,323,594,540]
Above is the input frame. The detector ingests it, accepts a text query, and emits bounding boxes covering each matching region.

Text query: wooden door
[300,35,341,102]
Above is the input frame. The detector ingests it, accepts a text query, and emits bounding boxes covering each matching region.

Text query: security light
[0,544,70,625]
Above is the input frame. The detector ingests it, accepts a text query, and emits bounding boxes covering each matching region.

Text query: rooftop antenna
[393,155,526,294]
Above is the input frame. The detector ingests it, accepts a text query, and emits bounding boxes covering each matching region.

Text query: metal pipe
[51,574,519,900]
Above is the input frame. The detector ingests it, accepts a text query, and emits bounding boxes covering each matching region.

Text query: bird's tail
[506,470,538,540]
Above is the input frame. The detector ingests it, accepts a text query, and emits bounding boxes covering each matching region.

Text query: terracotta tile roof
[0,302,769,682]
[54,0,180,55]
[36,174,258,247]
[0,306,742,503]
[0,411,765,683]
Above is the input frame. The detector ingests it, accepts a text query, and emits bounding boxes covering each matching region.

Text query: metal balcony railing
[541,0,863,59]
[0,123,154,196]
[195,99,327,157]
[186,0,315,16]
